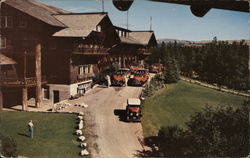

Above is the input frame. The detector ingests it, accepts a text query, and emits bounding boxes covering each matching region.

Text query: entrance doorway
[53,90,59,104]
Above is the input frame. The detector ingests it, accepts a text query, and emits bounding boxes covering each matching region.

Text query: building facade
[0,0,157,110]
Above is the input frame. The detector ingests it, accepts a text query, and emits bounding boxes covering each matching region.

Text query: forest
[146,37,249,91]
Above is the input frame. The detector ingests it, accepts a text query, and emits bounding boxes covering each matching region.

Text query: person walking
[124,75,129,86]
[28,120,34,138]
[106,75,111,87]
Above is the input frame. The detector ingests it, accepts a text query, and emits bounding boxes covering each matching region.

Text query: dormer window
[96,25,101,32]
[0,16,13,28]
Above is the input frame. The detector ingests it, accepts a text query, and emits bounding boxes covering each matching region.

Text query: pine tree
[164,46,180,83]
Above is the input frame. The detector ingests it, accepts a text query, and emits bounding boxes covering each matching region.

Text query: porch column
[35,43,42,108]
[118,57,121,68]
[22,87,28,111]
[42,88,44,100]
[0,89,3,111]
[50,89,54,111]
[122,56,126,68]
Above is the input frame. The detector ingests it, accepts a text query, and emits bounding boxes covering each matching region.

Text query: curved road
[71,86,144,158]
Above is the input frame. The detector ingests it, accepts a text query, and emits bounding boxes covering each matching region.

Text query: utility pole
[102,0,104,13]
[127,10,129,30]
[150,16,152,31]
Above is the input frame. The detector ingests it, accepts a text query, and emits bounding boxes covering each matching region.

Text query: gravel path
[64,86,144,158]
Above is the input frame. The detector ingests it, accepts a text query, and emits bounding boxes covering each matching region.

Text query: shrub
[0,133,18,157]
[142,74,165,97]
[148,105,249,157]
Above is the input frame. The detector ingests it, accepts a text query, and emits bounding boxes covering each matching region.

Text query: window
[119,30,122,37]
[0,36,7,49]
[18,17,27,28]
[43,88,49,100]
[79,65,93,75]
[96,25,101,32]
[0,16,13,28]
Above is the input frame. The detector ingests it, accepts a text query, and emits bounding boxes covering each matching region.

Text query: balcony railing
[77,73,95,81]
[137,48,151,55]
[0,76,46,87]
[73,44,109,55]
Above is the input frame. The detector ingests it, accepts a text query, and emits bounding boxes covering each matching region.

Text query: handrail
[73,46,109,54]
[77,74,95,80]
[0,76,46,86]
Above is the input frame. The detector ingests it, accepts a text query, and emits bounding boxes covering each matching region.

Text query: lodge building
[0,0,157,110]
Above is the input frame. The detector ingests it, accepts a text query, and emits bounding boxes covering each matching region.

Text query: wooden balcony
[73,44,109,55]
[77,73,95,82]
[0,76,47,87]
[137,48,151,55]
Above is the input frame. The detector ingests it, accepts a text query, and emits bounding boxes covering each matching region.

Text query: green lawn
[142,80,246,137]
[0,111,82,158]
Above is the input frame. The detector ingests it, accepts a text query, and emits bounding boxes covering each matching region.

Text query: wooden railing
[73,45,109,55]
[77,74,95,81]
[137,48,150,55]
[0,76,46,87]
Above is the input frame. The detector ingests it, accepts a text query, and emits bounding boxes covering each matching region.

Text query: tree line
[146,37,249,91]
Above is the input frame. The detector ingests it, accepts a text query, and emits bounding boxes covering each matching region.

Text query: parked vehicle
[129,69,149,86]
[129,64,144,73]
[150,63,164,73]
[126,98,142,122]
[112,68,130,86]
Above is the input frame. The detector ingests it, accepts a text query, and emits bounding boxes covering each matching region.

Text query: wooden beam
[22,87,28,111]
[24,51,27,79]
[35,43,42,108]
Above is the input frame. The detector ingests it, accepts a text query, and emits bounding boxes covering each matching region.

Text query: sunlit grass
[142,80,245,137]
[0,111,83,158]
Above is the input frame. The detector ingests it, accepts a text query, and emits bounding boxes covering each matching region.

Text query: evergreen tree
[163,44,180,83]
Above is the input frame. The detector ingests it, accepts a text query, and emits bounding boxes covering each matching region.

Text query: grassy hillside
[0,111,82,158]
[142,80,246,137]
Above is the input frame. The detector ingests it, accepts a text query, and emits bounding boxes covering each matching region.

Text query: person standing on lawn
[28,120,34,138]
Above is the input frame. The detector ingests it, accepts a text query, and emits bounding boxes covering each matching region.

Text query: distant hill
[157,38,250,46]
[194,40,250,45]
[157,39,191,45]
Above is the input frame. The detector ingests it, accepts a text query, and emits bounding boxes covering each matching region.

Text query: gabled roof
[53,28,91,37]
[120,37,139,45]
[53,13,107,37]
[114,26,132,32]
[129,31,156,46]
[0,53,17,65]
[2,0,69,27]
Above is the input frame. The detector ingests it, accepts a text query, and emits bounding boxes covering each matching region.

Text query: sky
[38,0,249,41]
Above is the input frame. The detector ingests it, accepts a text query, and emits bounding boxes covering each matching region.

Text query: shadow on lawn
[18,133,30,138]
